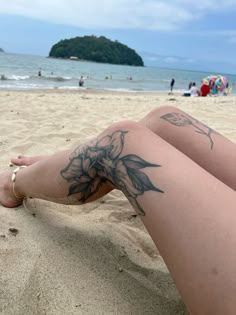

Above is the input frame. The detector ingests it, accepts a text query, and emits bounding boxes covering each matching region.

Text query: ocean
[0,52,235,93]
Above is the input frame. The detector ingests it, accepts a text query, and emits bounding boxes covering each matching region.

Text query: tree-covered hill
[49,36,144,66]
[0,48,4,52]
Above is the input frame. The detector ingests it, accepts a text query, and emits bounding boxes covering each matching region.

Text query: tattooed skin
[60,130,163,215]
[160,112,218,149]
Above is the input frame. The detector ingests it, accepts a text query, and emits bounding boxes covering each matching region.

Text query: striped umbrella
[204,75,227,92]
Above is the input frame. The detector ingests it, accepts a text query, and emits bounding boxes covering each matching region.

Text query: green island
[49,36,144,66]
[0,48,4,52]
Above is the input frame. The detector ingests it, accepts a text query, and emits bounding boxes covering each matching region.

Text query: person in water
[79,76,84,87]
[169,78,175,93]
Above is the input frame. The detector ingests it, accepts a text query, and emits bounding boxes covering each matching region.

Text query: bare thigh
[140,106,236,190]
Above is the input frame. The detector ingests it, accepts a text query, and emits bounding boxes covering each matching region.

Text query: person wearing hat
[200,79,210,97]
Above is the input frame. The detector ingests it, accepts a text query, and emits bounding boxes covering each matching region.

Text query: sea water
[0,52,235,93]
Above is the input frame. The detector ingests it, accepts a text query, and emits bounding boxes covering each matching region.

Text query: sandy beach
[0,90,235,315]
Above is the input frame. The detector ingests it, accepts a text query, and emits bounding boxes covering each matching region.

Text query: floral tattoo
[160,112,218,149]
[60,130,163,215]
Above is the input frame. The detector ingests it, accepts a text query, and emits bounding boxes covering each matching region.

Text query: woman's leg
[12,106,236,191]
[140,106,236,190]
[1,120,236,313]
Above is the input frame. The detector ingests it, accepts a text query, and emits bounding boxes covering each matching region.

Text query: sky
[0,0,236,73]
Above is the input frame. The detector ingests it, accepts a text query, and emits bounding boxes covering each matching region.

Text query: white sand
[0,90,235,315]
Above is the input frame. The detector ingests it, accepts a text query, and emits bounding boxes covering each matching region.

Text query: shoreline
[0,88,180,96]
[0,87,235,96]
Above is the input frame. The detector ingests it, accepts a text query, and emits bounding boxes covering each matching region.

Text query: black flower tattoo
[60,130,163,215]
[160,112,218,149]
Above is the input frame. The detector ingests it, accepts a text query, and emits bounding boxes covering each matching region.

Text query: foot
[0,171,23,208]
[11,154,49,166]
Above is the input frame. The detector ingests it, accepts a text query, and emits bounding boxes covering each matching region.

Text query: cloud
[227,36,236,44]
[164,57,179,63]
[0,0,236,31]
[172,29,236,46]
[185,58,195,63]
[162,56,197,64]
[172,0,236,12]
[145,56,162,62]
[178,29,236,37]
[141,52,198,66]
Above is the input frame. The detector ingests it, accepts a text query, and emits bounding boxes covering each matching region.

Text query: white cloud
[172,0,236,12]
[0,0,236,31]
[179,30,236,37]
[185,58,195,63]
[145,56,161,61]
[162,56,197,64]
[227,36,236,44]
[142,53,197,65]
[164,57,179,63]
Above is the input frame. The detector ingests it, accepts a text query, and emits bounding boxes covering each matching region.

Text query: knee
[148,105,180,118]
[140,106,181,132]
[106,120,144,134]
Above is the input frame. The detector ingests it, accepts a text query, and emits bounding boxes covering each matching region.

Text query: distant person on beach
[38,70,42,77]
[211,82,218,96]
[190,82,199,97]
[182,81,193,97]
[169,78,175,94]
[0,105,236,314]
[224,82,231,96]
[200,80,210,97]
[79,76,84,87]
[0,74,7,80]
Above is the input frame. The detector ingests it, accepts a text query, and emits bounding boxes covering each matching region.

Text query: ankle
[4,172,15,197]
[11,166,27,200]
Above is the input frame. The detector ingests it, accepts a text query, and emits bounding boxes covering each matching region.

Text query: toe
[0,198,22,208]
[11,156,28,166]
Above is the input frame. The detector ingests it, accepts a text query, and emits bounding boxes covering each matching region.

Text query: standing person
[79,76,84,87]
[169,78,175,94]
[224,82,230,96]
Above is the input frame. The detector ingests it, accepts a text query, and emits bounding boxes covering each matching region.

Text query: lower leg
[13,106,236,191]
[140,106,236,190]
[1,145,115,208]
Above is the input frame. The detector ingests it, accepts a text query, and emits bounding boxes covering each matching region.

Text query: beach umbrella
[215,75,227,92]
[203,75,227,92]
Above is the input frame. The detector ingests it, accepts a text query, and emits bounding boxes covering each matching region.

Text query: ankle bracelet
[11,166,27,199]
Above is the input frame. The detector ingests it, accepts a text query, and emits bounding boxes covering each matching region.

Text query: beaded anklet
[11,166,27,199]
